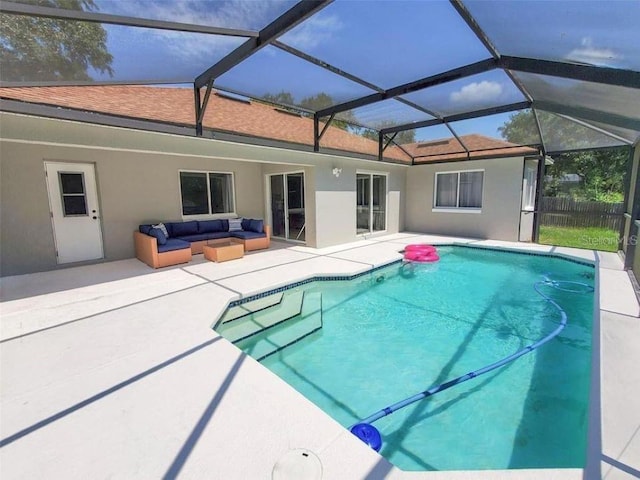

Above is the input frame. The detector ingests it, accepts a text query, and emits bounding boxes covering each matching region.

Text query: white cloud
[103,0,293,60]
[450,81,503,104]
[101,0,291,30]
[567,37,621,66]
[279,14,343,50]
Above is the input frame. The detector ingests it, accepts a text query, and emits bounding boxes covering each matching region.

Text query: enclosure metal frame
[1,0,639,162]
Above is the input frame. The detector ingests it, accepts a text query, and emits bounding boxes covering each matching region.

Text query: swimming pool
[216,246,595,471]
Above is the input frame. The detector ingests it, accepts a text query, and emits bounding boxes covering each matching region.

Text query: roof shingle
[0,86,538,162]
[0,86,412,162]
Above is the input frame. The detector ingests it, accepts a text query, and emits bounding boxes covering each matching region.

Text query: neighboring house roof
[0,86,538,163]
[404,134,538,163]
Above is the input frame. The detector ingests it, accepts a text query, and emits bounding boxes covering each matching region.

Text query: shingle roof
[0,86,538,163]
[404,134,538,163]
[0,85,411,162]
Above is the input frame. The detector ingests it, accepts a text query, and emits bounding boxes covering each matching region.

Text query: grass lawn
[538,226,620,252]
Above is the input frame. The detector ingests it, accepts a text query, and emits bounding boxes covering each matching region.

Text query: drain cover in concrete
[272,448,322,480]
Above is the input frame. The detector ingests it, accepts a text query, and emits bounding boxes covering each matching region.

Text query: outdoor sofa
[134,218,270,268]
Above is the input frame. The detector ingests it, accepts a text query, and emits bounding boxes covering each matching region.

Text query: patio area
[1,233,638,479]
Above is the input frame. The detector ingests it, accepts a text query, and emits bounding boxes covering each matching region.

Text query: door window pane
[270,175,285,238]
[373,175,386,232]
[523,160,538,210]
[59,172,87,216]
[60,173,84,194]
[357,173,387,234]
[287,173,305,241]
[62,195,87,216]
[357,174,370,233]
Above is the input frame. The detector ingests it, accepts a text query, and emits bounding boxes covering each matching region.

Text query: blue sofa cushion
[167,221,198,237]
[174,233,210,243]
[198,219,226,234]
[230,230,266,240]
[204,232,231,240]
[148,227,167,245]
[229,218,243,231]
[177,232,230,242]
[249,219,264,233]
[157,238,191,253]
[241,218,251,230]
[139,224,153,235]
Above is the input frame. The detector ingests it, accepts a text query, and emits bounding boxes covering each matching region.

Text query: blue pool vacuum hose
[351,279,594,450]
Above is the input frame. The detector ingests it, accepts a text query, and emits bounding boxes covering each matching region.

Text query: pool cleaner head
[350,423,382,452]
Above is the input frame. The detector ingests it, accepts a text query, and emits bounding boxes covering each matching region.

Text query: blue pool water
[230,246,595,471]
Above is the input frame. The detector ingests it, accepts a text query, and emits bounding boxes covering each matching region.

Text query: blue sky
[88,0,637,142]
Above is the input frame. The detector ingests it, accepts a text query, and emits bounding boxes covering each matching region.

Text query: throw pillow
[152,222,169,238]
[241,218,252,231]
[139,224,152,235]
[229,218,243,232]
[249,219,264,233]
[148,227,167,245]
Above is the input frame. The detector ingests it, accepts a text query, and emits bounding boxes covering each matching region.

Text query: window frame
[58,171,88,217]
[432,168,484,213]
[178,169,237,219]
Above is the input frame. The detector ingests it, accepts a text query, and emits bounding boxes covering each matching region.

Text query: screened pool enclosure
[1,0,639,260]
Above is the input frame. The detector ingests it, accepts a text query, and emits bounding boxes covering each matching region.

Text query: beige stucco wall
[0,141,265,275]
[262,160,405,249]
[313,159,405,247]
[405,156,525,241]
[0,112,407,275]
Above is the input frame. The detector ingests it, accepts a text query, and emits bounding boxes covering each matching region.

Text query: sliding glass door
[269,172,305,242]
[357,173,387,234]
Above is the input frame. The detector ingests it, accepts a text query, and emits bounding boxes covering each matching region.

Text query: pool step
[216,291,304,343]
[237,292,323,362]
[217,292,284,325]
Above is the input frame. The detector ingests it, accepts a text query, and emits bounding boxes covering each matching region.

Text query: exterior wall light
[332,167,342,178]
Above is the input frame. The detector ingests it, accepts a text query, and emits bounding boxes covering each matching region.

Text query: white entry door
[45,162,104,264]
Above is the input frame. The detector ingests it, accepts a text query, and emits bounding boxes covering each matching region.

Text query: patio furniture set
[134,218,270,268]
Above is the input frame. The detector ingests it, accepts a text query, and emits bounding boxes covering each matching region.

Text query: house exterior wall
[0,112,406,275]
[0,141,265,275]
[405,156,525,241]
[260,161,405,248]
[313,159,405,247]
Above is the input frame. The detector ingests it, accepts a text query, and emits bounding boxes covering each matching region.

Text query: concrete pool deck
[1,233,638,479]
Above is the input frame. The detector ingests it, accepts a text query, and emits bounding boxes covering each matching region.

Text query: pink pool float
[403,244,439,263]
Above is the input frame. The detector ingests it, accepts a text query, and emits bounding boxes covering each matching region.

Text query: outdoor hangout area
[1,1,639,479]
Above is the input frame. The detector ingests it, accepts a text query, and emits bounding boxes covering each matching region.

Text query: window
[434,170,483,210]
[179,171,235,216]
[522,160,538,211]
[59,172,88,216]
